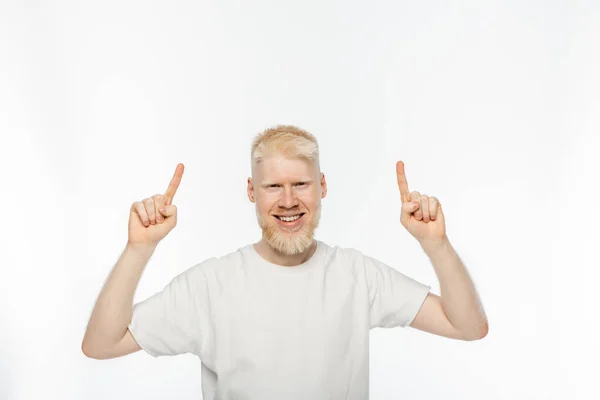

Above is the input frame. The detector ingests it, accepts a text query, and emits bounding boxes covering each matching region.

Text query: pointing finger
[396,161,410,203]
[164,163,185,206]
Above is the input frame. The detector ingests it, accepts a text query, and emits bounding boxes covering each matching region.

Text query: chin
[257,208,321,256]
[261,222,311,255]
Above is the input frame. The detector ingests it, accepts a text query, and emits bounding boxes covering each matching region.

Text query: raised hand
[396,161,446,244]
[128,163,185,247]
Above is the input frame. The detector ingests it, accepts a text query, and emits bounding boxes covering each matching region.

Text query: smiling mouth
[273,213,306,222]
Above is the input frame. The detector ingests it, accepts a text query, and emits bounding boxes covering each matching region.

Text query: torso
[198,240,371,400]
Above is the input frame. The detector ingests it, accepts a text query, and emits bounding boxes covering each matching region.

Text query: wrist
[126,241,157,255]
[419,235,450,255]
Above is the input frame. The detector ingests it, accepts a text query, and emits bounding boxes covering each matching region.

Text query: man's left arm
[395,160,488,341]
[418,237,488,340]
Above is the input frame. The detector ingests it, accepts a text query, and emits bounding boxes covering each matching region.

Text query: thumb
[158,204,177,217]
[400,201,419,225]
[401,201,420,215]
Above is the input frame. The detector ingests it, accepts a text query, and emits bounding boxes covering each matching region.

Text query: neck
[254,238,317,267]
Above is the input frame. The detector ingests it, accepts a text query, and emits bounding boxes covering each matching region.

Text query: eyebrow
[260,179,313,188]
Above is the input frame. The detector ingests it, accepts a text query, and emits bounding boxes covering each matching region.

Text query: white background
[1,1,598,399]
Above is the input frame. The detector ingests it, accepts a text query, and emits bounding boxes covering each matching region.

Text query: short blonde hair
[251,125,320,172]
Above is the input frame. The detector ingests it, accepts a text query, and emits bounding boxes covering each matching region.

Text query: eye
[295,182,306,186]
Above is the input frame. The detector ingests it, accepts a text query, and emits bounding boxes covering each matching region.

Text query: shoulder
[177,244,250,293]
[321,242,407,283]
[317,241,373,282]
[320,241,371,265]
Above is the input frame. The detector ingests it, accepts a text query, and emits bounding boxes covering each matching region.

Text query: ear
[320,172,327,199]
[247,177,255,203]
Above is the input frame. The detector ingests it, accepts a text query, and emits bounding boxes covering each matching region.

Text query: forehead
[254,155,315,182]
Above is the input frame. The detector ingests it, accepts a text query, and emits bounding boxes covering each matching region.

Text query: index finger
[396,161,410,203]
[164,163,185,206]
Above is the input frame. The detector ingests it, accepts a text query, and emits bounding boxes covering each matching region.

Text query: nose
[278,185,298,209]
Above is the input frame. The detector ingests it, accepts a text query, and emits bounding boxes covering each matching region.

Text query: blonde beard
[257,205,321,256]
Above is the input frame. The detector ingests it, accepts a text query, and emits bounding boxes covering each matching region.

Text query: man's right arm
[81,243,156,359]
[82,163,185,359]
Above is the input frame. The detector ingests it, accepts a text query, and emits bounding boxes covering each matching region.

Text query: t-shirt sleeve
[128,261,212,358]
[363,254,431,329]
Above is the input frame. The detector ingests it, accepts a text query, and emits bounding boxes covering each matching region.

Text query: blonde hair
[251,125,320,172]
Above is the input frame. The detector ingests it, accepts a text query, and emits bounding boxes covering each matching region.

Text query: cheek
[300,194,319,209]
[256,198,274,214]
[257,202,269,213]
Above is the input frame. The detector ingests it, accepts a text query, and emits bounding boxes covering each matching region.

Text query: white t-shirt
[128,240,431,399]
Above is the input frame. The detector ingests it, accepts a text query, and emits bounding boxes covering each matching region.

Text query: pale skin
[395,160,488,340]
[82,157,486,359]
[247,154,327,265]
[81,164,185,359]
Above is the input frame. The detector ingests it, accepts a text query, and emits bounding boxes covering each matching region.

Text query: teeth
[279,214,301,222]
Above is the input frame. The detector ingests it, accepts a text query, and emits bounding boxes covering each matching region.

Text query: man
[82,125,488,399]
